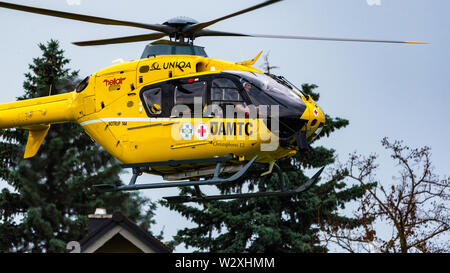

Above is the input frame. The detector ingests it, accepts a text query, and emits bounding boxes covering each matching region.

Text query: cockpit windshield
[224,71,306,116]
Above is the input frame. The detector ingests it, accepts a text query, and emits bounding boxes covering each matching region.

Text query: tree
[323,138,449,253]
[0,40,156,253]
[162,74,371,252]
[260,52,279,75]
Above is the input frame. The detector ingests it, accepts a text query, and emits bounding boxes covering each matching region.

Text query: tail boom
[0,92,75,158]
[0,92,74,130]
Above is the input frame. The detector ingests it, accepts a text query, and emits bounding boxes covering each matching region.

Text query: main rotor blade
[246,34,428,44]
[195,29,249,37]
[73,33,167,46]
[195,30,427,44]
[185,0,282,35]
[0,1,174,34]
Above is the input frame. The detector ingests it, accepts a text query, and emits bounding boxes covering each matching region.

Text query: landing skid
[94,154,255,192]
[94,154,325,203]
[163,165,325,203]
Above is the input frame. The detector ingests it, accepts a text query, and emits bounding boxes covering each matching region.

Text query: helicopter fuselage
[0,0,423,194]
[0,53,325,177]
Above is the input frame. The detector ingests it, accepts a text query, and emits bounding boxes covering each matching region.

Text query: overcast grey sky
[0,0,448,252]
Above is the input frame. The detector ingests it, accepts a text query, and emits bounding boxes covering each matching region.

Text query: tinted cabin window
[76,76,90,93]
[142,88,162,115]
[174,81,206,112]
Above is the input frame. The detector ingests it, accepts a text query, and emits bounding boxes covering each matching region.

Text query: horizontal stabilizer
[24,125,50,158]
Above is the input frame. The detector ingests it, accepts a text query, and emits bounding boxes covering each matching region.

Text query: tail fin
[0,92,74,158]
[237,51,263,66]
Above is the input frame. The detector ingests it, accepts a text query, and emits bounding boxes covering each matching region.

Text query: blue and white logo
[180,122,194,140]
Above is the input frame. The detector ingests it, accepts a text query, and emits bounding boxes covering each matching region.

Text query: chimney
[88,208,112,232]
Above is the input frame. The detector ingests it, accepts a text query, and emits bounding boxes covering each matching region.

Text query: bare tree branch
[323,138,449,253]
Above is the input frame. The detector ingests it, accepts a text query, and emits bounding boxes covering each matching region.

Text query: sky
[0,0,449,252]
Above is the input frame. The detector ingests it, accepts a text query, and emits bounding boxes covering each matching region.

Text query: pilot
[244,82,252,92]
[235,82,258,116]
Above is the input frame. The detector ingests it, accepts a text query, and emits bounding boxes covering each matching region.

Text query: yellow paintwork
[0,53,325,176]
[237,51,263,66]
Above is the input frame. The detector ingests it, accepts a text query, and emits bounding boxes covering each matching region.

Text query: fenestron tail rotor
[0,0,427,46]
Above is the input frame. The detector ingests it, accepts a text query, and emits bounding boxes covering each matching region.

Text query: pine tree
[0,40,156,253]
[162,82,370,253]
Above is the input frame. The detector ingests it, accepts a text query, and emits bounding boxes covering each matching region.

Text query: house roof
[79,211,172,253]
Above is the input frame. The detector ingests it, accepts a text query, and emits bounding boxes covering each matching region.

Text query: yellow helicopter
[0,0,425,202]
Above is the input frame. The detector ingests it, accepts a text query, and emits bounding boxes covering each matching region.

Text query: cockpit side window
[211,78,244,104]
[142,88,162,115]
[209,77,251,117]
[174,81,207,113]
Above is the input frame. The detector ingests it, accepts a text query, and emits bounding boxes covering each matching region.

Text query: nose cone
[306,103,325,140]
[276,97,324,150]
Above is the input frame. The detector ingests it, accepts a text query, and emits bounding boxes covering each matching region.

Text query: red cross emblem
[313,108,319,117]
[198,125,206,137]
[195,123,209,140]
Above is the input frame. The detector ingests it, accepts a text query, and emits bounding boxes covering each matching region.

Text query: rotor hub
[163,16,198,26]
[163,17,199,44]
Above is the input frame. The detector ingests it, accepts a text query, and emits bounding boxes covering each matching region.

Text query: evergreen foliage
[0,40,156,253]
